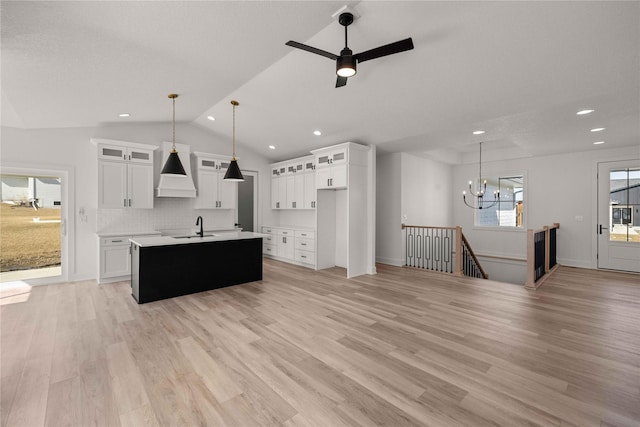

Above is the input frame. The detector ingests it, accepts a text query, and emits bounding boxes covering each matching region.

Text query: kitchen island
[130,232,265,304]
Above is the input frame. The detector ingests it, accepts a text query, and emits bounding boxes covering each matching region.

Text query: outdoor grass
[0,203,61,272]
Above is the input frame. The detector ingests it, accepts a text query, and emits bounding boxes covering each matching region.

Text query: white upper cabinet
[315,147,347,168]
[286,159,304,209]
[98,143,154,164]
[312,142,368,190]
[94,139,157,209]
[270,156,315,210]
[303,158,316,209]
[271,163,287,209]
[193,153,237,210]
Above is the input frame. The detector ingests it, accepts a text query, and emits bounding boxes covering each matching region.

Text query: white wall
[376,153,402,265]
[401,153,454,227]
[376,152,453,266]
[452,145,640,272]
[1,123,273,282]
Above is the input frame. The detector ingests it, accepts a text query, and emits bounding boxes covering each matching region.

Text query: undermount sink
[172,233,218,239]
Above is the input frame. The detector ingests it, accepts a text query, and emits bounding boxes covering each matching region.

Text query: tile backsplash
[97,197,235,234]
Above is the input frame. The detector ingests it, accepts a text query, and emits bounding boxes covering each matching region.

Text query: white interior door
[597,160,640,272]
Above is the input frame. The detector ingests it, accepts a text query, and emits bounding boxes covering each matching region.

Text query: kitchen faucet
[196,216,203,237]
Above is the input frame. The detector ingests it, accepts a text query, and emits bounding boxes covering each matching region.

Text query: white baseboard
[556,258,593,269]
[375,256,404,267]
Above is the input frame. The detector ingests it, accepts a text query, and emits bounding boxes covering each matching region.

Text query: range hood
[156,141,196,198]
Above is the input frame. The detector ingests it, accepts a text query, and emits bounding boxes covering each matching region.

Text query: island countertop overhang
[130,231,268,247]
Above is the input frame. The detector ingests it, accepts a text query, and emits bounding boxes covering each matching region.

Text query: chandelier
[462,142,500,209]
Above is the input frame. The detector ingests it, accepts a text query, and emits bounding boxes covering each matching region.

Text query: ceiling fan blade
[354,38,414,63]
[286,41,338,60]
[335,76,348,88]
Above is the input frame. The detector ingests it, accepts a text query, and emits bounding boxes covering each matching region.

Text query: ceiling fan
[286,11,414,88]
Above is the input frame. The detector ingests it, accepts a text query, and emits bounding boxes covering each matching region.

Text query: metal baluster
[416,228,420,268]
[405,226,408,266]
[409,227,415,267]
[444,231,450,273]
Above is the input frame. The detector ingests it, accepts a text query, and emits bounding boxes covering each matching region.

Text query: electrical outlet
[575,215,583,221]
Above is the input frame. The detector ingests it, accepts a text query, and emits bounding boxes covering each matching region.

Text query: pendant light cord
[172,97,176,150]
[479,141,482,191]
[231,100,239,160]
[168,94,178,153]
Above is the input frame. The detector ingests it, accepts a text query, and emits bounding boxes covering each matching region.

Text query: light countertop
[97,231,161,237]
[130,231,268,247]
[262,225,315,231]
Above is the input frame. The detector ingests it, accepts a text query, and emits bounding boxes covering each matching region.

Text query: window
[475,175,524,228]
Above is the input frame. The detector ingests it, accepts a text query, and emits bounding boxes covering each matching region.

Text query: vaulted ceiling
[2,1,638,163]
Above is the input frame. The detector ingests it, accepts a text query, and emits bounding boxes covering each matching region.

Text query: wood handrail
[461,233,488,279]
[401,224,457,231]
[529,222,560,234]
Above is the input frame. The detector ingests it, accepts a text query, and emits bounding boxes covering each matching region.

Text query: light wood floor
[1,260,639,426]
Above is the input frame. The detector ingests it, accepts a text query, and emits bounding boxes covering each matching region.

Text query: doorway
[237,170,258,232]
[597,160,640,272]
[0,165,72,283]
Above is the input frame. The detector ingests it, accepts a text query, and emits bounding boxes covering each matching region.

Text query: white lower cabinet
[98,233,160,283]
[262,226,315,269]
[101,239,130,279]
[276,229,295,259]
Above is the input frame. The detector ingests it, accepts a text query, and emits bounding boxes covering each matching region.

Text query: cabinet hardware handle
[129,199,131,207]
[301,255,307,258]
[124,199,126,207]
[301,243,306,246]
[327,178,330,187]
[112,240,123,243]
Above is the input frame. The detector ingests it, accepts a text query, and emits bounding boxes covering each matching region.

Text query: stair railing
[402,225,488,279]
[525,223,560,289]
[460,232,488,279]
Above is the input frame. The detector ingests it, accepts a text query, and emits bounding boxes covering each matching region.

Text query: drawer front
[263,235,275,245]
[295,250,315,265]
[295,230,315,239]
[277,229,294,236]
[295,237,314,252]
[102,237,130,246]
[263,244,276,255]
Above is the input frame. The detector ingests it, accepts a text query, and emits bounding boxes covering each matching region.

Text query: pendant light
[223,100,244,182]
[462,142,499,210]
[160,94,187,175]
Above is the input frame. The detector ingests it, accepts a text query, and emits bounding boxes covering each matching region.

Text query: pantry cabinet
[270,156,315,210]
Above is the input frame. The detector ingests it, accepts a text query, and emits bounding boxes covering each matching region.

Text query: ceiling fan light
[336,54,356,77]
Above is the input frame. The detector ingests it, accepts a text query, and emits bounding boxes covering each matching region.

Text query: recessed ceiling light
[313,130,322,136]
[119,113,130,118]
[590,127,605,132]
[576,109,594,115]
[268,145,276,150]
[593,141,605,145]
[472,130,485,135]
[207,116,216,121]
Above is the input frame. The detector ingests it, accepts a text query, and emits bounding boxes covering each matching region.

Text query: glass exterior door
[597,161,640,272]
